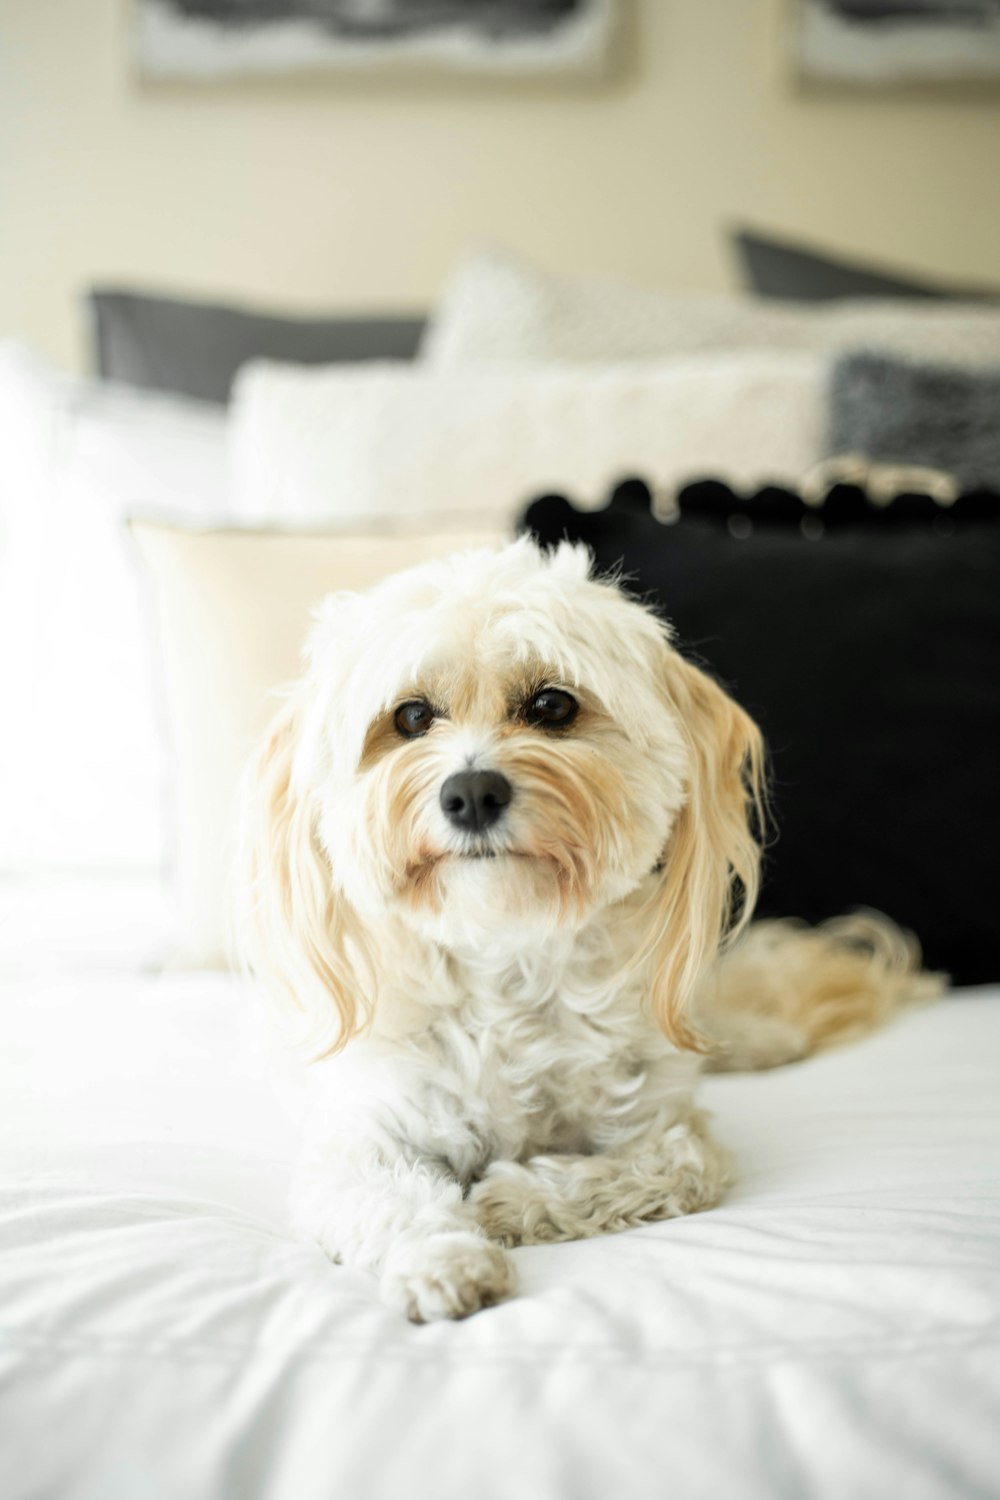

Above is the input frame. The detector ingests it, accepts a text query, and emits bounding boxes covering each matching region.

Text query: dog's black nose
[440,770,512,833]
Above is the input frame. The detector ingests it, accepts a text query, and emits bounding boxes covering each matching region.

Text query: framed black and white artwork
[135,0,618,80]
[798,0,1000,84]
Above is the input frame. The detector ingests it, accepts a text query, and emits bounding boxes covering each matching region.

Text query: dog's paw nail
[381,1233,515,1323]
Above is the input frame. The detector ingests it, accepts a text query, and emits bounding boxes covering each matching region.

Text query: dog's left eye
[394,700,435,738]
[524,688,578,729]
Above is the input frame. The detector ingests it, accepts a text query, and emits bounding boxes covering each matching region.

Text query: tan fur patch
[632,650,766,1052]
[498,735,637,921]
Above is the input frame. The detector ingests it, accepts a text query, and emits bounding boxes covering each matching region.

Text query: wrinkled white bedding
[2,972,999,1500]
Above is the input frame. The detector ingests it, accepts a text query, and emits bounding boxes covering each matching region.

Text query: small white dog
[239,538,937,1322]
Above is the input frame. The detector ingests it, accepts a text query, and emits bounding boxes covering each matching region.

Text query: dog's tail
[695,911,945,1072]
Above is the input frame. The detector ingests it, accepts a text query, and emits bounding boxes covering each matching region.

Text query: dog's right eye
[394,700,435,738]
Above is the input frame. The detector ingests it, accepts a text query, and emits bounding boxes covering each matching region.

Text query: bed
[3,255,1000,1499]
[2,949,999,1500]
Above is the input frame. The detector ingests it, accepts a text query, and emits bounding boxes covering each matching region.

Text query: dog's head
[239,539,764,1053]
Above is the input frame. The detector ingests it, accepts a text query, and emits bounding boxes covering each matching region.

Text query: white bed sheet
[1,971,998,1500]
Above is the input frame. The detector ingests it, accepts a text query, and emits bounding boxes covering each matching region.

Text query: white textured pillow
[423,244,1000,368]
[230,353,826,526]
[0,343,228,874]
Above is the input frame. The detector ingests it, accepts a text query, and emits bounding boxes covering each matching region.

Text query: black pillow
[523,480,1000,984]
[829,351,1000,491]
[88,288,427,405]
[732,226,997,303]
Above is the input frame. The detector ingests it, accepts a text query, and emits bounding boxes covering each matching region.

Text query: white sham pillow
[0,342,228,874]
[229,353,826,527]
[422,244,1000,368]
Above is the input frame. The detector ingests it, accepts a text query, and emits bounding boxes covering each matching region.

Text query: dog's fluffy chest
[307,944,698,1188]
[393,957,694,1177]
[445,993,637,1161]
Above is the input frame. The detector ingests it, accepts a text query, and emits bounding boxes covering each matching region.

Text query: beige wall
[2,0,999,371]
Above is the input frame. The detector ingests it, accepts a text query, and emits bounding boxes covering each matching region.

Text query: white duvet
[2,972,999,1500]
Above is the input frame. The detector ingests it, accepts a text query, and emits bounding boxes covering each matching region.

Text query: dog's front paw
[469,1166,574,1246]
[381,1231,515,1323]
[467,1168,538,1246]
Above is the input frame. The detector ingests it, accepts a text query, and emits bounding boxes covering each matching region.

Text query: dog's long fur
[237,538,940,1321]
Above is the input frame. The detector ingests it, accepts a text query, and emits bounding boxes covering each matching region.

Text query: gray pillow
[829,351,1000,490]
[88,288,427,405]
[733,227,997,303]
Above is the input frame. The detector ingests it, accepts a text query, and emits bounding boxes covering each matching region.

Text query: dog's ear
[235,694,376,1056]
[642,651,765,1051]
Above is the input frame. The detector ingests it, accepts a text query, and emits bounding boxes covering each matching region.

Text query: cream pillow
[422,244,1000,368]
[131,522,508,967]
[230,352,826,525]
